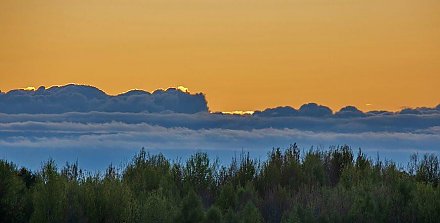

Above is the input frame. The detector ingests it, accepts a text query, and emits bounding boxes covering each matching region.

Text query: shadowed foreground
[1,144,439,223]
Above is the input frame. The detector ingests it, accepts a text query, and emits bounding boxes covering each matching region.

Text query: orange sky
[1,0,439,112]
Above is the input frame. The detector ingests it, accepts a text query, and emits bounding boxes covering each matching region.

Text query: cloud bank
[2,84,440,116]
[0,84,439,170]
[0,84,208,114]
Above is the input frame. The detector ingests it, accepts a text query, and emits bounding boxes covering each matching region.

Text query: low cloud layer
[1,120,439,170]
[0,84,439,170]
[1,112,440,170]
[2,111,440,133]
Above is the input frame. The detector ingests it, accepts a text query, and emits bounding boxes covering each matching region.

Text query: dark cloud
[298,103,333,117]
[335,106,366,118]
[398,107,440,115]
[254,106,298,117]
[254,103,333,118]
[0,84,208,114]
[399,108,422,115]
[254,104,440,118]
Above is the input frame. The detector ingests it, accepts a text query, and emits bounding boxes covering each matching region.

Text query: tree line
[1,144,439,223]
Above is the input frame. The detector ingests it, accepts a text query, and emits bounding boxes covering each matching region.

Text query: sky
[1,0,440,112]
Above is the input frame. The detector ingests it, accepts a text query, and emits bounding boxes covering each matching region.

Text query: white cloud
[1,121,439,152]
[1,119,439,170]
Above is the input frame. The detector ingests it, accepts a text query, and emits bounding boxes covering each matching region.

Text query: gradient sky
[1,0,439,112]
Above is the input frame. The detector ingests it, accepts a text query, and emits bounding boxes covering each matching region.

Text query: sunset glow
[23,87,36,91]
[177,86,190,93]
[221,111,255,116]
[1,0,439,112]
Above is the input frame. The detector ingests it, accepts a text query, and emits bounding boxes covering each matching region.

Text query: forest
[1,144,439,223]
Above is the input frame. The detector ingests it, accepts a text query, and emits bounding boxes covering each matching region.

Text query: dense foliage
[1,144,439,223]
